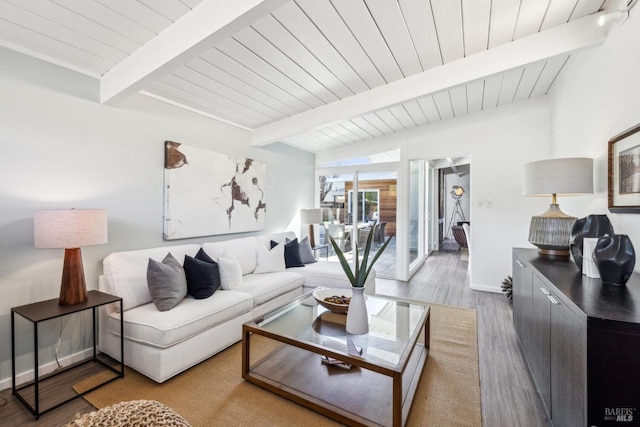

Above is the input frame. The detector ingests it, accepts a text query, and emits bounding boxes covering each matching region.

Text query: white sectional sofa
[98,231,375,383]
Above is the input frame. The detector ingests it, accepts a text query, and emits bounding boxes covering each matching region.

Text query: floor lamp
[300,208,322,248]
[34,209,108,305]
[446,185,466,239]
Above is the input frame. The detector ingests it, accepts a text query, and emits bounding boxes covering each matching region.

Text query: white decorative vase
[346,286,369,335]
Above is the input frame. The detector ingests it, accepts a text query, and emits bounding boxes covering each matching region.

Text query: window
[348,189,379,224]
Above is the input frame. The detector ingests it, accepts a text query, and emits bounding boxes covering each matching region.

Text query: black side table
[11,290,124,419]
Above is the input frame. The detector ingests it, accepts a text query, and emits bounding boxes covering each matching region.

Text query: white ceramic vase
[346,286,369,335]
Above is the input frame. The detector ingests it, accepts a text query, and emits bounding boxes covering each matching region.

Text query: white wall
[0,47,315,385]
[549,9,640,260]
[406,99,550,292]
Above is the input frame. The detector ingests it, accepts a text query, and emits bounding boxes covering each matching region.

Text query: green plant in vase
[328,225,393,288]
[328,225,393,335]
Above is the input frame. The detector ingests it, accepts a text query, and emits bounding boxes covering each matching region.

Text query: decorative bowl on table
[313,288,353,313]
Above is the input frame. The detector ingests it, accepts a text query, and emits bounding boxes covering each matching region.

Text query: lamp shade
[523,157,593,196]
[451,185,465,197]
[300,208,322,225]
[34,209,107,305]
[35,209,108,248]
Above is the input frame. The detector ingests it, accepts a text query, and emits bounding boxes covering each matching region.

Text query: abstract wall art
[163,141,267,239]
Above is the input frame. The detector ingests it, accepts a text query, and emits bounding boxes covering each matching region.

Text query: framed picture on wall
[163,141,267,239]
[608,122,640,213]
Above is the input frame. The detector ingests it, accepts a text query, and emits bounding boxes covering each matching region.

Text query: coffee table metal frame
[242,290,430,427]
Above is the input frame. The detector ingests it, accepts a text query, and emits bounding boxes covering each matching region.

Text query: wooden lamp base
[59,248,88,305]
[308,224,316,248]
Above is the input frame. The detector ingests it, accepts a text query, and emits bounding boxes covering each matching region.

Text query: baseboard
[470,283,503,294]
[0,347,93,392]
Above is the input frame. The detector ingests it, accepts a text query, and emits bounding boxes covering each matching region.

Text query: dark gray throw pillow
[271,239,305,267]
[147,253,187,311]
[195,247,215,264]
[298,236,317,264]
[184,255,220,299]
[282,238,305,268]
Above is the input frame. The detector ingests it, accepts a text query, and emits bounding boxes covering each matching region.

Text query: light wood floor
[0,250,549,426]
[376,251,550,427]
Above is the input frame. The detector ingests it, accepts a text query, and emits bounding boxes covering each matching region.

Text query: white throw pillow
[217,252,242,290]
[254,243,285,274]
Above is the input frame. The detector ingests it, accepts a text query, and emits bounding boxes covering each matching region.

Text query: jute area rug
[78,303,481,426]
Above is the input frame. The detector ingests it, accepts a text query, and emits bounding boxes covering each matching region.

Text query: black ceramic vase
[593,234,635,286]
[570,215,614,272]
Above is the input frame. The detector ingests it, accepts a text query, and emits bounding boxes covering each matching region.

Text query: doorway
[437,159,470,252]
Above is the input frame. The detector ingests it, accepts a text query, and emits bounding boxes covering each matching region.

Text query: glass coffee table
[242,289,430,427]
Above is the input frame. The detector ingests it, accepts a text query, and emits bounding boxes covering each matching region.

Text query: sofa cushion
[254,243,285,274]
[218,252,242,290]
[147,253,188,312]
[238,272,304,307]
[284,238,305,267]
[183,255,219,299]
[298,236,317,264]
[202,236,258,275]
[107,290,253,349]
[104,244,200,311]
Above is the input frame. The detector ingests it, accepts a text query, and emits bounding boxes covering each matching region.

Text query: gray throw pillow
[147,253,187,311]
[298,236,317,264]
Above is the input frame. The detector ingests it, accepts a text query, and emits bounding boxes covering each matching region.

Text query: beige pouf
[64,399,191,427]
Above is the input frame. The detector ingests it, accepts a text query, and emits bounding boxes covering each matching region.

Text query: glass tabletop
[249,290,429,371]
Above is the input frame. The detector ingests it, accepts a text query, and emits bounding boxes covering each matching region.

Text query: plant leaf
[363,232,394,281]
[328,235,356,286]
[329,227,394,288]
[357,227,376,287]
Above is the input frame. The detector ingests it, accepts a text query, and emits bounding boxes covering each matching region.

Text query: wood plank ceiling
[0,0,634,154]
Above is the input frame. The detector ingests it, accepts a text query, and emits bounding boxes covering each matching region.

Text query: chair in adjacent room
[462,223,471,269]
[374,222,387,247]
[328,223,348,254]
[452,225,468,250]
[462,223,471,247]
[357,226,372,248]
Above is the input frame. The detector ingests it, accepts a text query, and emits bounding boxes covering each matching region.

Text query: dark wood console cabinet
[513,248,640,427]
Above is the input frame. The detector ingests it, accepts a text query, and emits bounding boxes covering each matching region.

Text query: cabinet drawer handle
[516,260,525,268]
[540,287,551,296]
[547,295,560,305]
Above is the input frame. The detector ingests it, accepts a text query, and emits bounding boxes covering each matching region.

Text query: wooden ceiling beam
[252,12,610,147]
[100,0,289,105]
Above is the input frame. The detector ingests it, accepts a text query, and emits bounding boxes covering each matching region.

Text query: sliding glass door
[408,159,436,275]
[353,170,397,279]
[317,166,398,279]
[318,172,352,259]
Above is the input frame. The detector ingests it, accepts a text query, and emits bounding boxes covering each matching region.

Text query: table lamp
[523,158,593,258]
[300,208,322,248]
[34,209,108,305]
